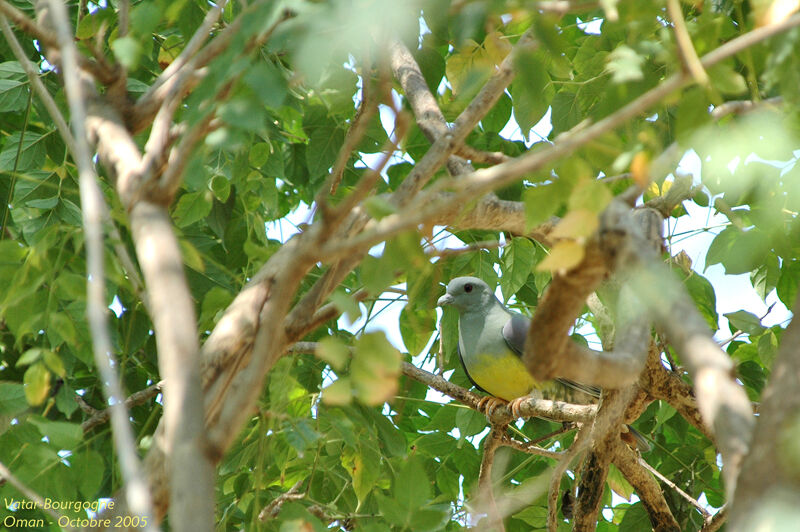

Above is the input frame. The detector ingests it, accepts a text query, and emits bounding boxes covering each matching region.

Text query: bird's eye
[464,284,473,293]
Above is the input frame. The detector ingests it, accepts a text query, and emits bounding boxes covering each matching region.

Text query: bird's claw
[477,396,508,418]
[508,397,528,419]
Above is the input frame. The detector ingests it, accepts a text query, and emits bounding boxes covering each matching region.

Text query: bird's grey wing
[501,312,530,357]
[502,312,601,399]
[555,378,601,400]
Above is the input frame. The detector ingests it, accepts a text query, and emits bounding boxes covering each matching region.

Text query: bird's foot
[508,396,529,419]
[477,396,508,418]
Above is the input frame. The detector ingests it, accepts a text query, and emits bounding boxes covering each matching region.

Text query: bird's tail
[622,425,651,452]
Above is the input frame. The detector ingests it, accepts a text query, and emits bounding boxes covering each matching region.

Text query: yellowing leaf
[23,362,50,406]
[550,210,598,240]
[316,337,350,371]
[630,152,651,188]
[484,31,512,65]
[321,377,352,406]
[537,241,585,273]
[351,333,401,406]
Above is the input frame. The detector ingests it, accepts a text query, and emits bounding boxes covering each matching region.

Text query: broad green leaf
[0,78,28,112]
[303,106,345,179]
[0,381,28,417]
[606,45,644,83]
[500,237,536,300]
[399,306,435,356]
[173,190,213,227]
[71,450,105,498]
[607,464,634,501]
[511,51,553,139]
[0,131,48,171]
[29,416,82,449]
[725,310,765,336]
[111,36,143,71]
[777,260,800,308]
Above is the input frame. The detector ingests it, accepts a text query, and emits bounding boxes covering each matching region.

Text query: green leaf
[606,45,644,83]
[399,305,435,356]
[0,78,28,112]
[618,501,650,531]
[500,237,536,300]
[706,227,769,275]
[0,131,48,172]
[210,174,231,202]
[709,62,748,96]
[684,272,718,330]
[43,349,66,378]
[482,91,512,132]
[777,261,800,308]
[303,106,345,179]
[248,142,271,167]
[111,36,143,71]
[243,62,287,109]
[725,310,765,336]
[454,406,486,438]
[511,51,553,139]
[607,464,634,501]
[16,347,44,367]
[29,416,82,449]
[0,381,28,418]
[71,450,104,498]
[173,190,213,227]
[524,183,564,228]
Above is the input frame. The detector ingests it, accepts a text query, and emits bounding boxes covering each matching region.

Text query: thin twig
[700,504,727,532]
[258,479,305,521]
[427,240,504,259]
[45,1,158,529]
[667,0,709,85]
[638,457,711,518]
[499,433,564,459]
[327,68,377,196]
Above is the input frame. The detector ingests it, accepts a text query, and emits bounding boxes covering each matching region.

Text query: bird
[437,275,649,450]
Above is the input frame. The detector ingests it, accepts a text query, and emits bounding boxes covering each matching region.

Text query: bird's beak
[437,293,454,307]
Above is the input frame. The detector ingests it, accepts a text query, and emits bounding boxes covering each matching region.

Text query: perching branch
[82,381,164,433]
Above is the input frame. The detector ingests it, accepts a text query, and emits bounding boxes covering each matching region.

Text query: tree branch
[730,288,800,529]
[82,381,164,433]
[44,1,158,529]
[612,447,682,531]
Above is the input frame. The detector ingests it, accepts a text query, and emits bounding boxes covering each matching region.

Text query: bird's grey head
[436,276,495,313]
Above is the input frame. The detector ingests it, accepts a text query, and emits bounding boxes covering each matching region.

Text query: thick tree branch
[729,289,800,530]
[612,447,682,531]
[44,2,157,529]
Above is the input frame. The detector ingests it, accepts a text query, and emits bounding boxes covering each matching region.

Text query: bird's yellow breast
[469,353,536,401]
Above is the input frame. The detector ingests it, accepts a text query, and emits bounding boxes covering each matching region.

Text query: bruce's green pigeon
[437,276,649,450]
